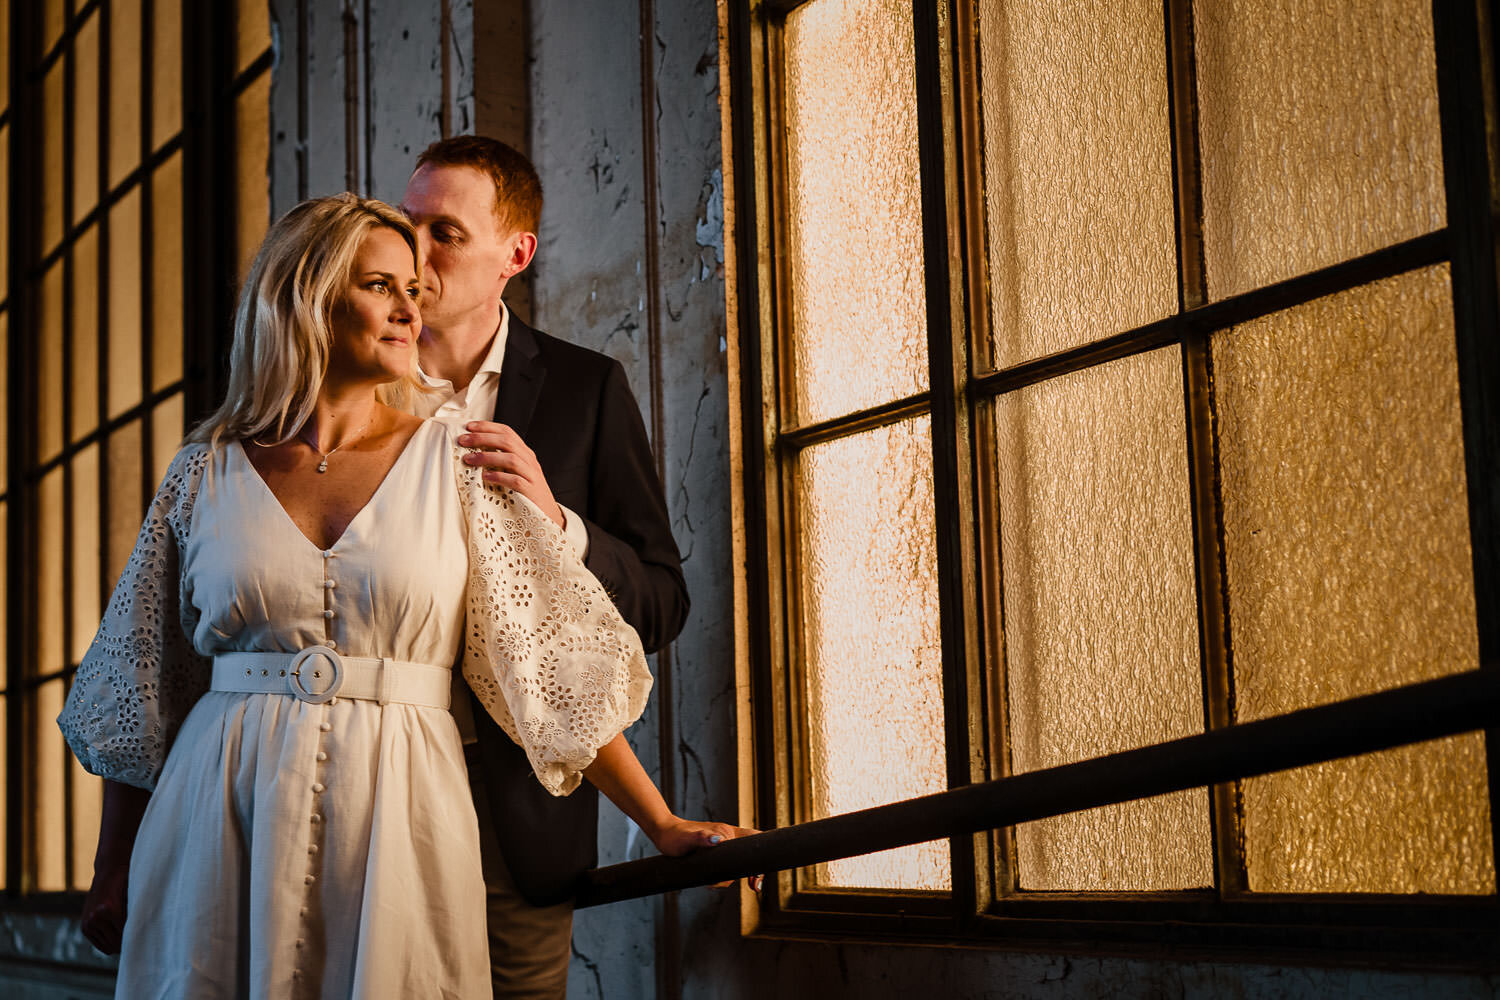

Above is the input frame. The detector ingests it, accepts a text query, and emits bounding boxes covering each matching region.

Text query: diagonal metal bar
[577,667,1500,908]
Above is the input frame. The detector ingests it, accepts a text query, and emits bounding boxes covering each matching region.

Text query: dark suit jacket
[470,314,689,906]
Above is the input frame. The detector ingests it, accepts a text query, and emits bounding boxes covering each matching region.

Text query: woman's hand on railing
[648,817,764,892]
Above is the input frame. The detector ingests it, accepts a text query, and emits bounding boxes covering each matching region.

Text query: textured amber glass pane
[71,758,103,891]
[1216,265,1493,893]
[72,225,100,438]
[237,0,270,73]
[36,678,66,891]
[151,0,182,148]
[109,0,143,188]
[73,14,100,223]
[151,153,183,390]
[797,417,949,890]
[784,0,926,425]
[153,393,185,488]
[39,471,64,677]
[43,0,65,56]
[108,187,143,419]
[107,421,145,584]
[71,446,102,664]
[43,61,63,253]
[995,348,1210,889]
[1195,0,1444,299]
[236,74,271,278]
[39,263,65,463]
[975,0,1176,370]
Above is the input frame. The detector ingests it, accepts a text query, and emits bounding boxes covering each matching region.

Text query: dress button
[308,844,319,854]
[323,610,335,620]
[311,813,323,824]
[292,970,303,981]
[323,549,334,559]
[324,580,336,590]
[319,722,332,732]
[328,697,338,706]
[316,751,328,761]
[296,939,305,949]
[304,874,316,885]
[326,639,338,650]
[311,782,325,793]
[300,907,309,917]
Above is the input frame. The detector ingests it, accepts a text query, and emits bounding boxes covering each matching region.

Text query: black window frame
[1,0,271,908]
[728,0,1500,966]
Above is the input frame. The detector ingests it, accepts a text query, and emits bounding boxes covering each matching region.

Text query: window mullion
[911,0,980,922]
[1431,0,1500,888]
[1163,0,1244,897]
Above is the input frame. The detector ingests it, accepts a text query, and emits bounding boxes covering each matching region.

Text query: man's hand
[458,421,566,528]
[80,858,129,954]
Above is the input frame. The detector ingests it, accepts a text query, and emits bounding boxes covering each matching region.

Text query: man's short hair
[415,135,543,237]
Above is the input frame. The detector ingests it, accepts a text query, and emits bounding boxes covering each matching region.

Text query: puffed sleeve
[57,444,213,790]
[454,441,653,796]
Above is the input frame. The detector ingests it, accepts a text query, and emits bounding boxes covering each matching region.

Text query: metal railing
[576,667,1499,908]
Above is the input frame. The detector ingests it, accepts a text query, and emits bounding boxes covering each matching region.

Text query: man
[401,135,690,997]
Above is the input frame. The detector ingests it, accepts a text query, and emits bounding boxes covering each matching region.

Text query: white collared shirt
[414,301,590,557]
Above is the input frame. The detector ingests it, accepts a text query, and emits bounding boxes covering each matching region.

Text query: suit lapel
[494,314,547,437]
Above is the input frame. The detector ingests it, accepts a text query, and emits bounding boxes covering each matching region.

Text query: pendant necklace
[310,412,375,473]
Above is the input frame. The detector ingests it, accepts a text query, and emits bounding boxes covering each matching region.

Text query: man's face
[399,163,516,332]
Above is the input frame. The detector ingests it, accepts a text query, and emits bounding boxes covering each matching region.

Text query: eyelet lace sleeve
[58,444,213,790]
[455,442,653,796]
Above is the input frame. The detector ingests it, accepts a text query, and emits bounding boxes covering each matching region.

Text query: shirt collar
[416,301,511,391]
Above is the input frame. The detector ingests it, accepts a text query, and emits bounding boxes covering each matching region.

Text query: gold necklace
[309,412,375,473]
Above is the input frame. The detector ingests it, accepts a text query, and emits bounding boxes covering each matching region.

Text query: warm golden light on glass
[71,757,103,892]
[39,263,65,463]
[995,348,1211,889]
[70,445,102,666]
[1216,265,1492,893]
[153,394,185,488]
[107,422,146,585]
[236,73,272,277]
[152,0,182,149]
[975,0,1176,370]
[784,0,927,425]
[42,61,63,254]
[109,0,143,189]
[236,0,271,74]
[35,678,66,891]
[73,14,100,224]
[1194,0,1444,298]
[108,188,144,420]
[71,225,100,438]
[152,153,184,391]
[797,417,949,890]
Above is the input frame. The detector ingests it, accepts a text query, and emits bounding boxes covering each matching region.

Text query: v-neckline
[234,420,433,553]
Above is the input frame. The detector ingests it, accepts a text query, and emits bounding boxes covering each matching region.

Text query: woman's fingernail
[709,835,723,845]
[458,434,471,445]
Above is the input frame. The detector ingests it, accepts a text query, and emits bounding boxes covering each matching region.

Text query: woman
[59,193,744,998]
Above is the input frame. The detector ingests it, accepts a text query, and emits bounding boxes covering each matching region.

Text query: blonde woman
[59,194,745,998]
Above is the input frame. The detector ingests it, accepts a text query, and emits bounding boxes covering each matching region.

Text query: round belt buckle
[288,645,344,704]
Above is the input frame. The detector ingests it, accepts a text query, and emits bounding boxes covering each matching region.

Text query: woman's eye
[369,280,388,292]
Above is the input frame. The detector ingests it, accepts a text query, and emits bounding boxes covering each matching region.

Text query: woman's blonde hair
[188,193,425,449]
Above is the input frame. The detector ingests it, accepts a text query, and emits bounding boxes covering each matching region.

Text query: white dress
[57,419,652,999]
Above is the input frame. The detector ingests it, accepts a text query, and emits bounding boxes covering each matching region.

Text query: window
[727,0,1498,958]
[2,0,270,898]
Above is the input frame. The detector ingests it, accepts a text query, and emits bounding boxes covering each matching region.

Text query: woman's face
[327,226,421,384]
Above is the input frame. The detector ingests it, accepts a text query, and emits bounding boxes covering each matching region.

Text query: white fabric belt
[212,647,451,709]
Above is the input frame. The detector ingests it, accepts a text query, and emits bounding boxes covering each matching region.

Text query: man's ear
[504,231,538,278]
